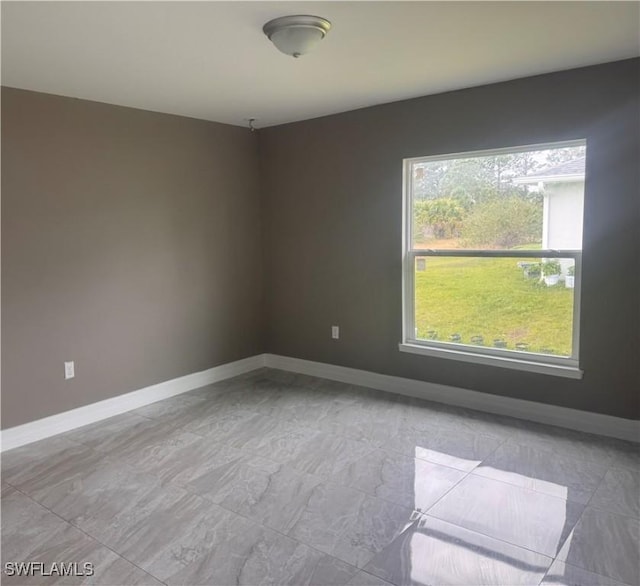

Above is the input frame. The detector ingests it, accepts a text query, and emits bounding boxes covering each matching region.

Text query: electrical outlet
[64,361,75,380]
[331,325,339,339]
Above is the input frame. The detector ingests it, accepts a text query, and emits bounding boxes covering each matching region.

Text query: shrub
[524,263,541,279]
[414,198,465,240]
[461,197,542,248]
[542,260,562,276]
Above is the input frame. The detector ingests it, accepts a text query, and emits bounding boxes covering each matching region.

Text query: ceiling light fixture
[263,15,331,58]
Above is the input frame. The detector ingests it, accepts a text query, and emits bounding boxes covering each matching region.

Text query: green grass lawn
[414,256,574,356]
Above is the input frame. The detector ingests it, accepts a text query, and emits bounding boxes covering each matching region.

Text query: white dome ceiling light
[263,15,331,58]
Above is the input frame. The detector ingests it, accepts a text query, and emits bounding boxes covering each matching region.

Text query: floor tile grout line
[1,395,615,513]
[579,460,640,524]
[181,480,367,576]
[587,501,640,522]
[414,449,596,571]
[352,567,397,586]
[357,510,559,586]
[463,464,600,504]
[504,433,619,469]
[6,431,373,580]
[5,370,636,585]
[2,483,169,586]
[409,432,604,569]
[11,366,632,455]
[114,409,423,577]
[10,411,413,535]
[470,436,615,490]
[7,437,558,582]
[320,427,570,582]
[536,457,620,586]
[179,408,492,516]
[120,382,637,584]
[10,472,383,586]
[170,443,430,525]
[396,432,563,570]
[174,403,391,484]
[419,511,557,563]
[129,370,518,450]
[153,394,629,472]
[465,471,602,508]
[541,559,636,586]
[174,445,417,540]
[17,374,262,451]
[330,398,633,508]
[100,377,518,472]
[604,459,640,474]
[416,430,509,517]
[3,380,531,521]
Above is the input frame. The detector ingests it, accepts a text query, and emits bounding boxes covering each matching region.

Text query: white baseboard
[264,354,640,443]
[3,352,637,451]
[1,354,267,452]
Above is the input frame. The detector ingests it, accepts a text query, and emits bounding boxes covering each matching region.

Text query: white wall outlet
[331,325,340,339]
[64,361,75,380]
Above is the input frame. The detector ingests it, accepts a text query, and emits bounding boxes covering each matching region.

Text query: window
[401,141,585,378]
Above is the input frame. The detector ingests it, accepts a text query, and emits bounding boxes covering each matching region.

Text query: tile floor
[2,368,639,585]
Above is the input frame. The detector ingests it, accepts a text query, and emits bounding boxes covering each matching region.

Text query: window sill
[398,343,583,379]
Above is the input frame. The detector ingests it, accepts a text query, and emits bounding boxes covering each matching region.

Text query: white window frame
[400,140,585,379]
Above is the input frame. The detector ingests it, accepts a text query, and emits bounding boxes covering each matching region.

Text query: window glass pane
[413,256,576,357]
[411,145,585,250]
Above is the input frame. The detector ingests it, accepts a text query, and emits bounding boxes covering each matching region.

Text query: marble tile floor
[2,368,639,585]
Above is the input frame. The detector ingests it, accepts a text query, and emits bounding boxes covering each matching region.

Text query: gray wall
[260,58,640,419]
[2,88,263,428]
[3,59,638,428]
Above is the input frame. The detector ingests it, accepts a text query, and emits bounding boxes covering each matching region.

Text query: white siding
[544,180,583,276]
[545,181,584,249]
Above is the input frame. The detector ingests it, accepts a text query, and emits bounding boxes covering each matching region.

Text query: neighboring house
[513,157,585,275]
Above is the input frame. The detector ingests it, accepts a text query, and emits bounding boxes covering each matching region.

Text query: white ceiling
[2,1,639,128]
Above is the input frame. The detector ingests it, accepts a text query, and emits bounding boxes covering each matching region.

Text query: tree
[542,145,586,166]
[411,144,582,247]
[414,152,543,204]
[413,162,448,200]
